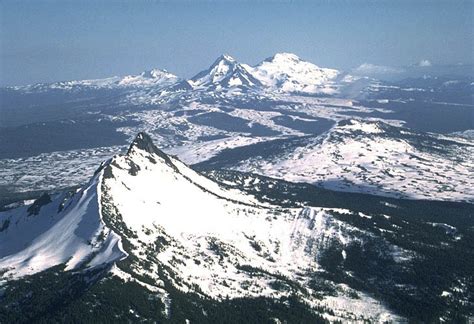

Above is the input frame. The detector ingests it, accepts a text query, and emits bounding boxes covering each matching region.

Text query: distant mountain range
[8,53,371,96]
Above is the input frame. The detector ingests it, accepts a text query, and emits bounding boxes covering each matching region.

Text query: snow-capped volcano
[187,52,345,94]
[250,53,341,94]
[189,54,262,90]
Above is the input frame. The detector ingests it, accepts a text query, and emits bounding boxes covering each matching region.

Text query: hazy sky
[1,0,472,86]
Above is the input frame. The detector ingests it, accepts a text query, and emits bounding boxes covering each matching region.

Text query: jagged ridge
[0,132,403,322]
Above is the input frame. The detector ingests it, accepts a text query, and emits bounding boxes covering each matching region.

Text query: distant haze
[0,0,473,86]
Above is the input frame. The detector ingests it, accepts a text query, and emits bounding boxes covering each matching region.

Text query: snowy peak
[251,52,341,94]
[264,52,302,63]
[118,68,179,87]
[126,132,178,170]
[186,52,349,94]
[2,131,460,322]
[120,132,258,206]
[140,68,175,79]
[127,132,162,156]
[215,53,236,63]
[0,132,258,279]
[189,54,262,89]
[207,54,238,70]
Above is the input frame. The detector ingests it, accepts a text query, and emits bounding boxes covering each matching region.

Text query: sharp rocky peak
[127,133,170,160]
[128,132,155,153]
[214,54,236,64]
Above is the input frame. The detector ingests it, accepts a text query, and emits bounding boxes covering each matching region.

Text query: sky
[0,0,473,86]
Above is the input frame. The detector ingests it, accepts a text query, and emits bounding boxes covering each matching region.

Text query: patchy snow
[166,135,276,164]
[233,119,474,202]
[0,145,126,193]
[429,222,458,235]
[322,288,403,322]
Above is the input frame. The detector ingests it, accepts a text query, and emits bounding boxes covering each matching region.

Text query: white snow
[233,119,474,202]
[250,53,341,94]
[98,143,400,321]
[0,134,406,321]
[12,69,179,92]
[0,175,126,278]
[189,54,258,89]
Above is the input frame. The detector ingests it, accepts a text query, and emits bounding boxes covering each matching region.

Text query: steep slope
[99,133,401,321]
[0,132,402,322]
[0,174,125,278]
[189,54,262,90]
